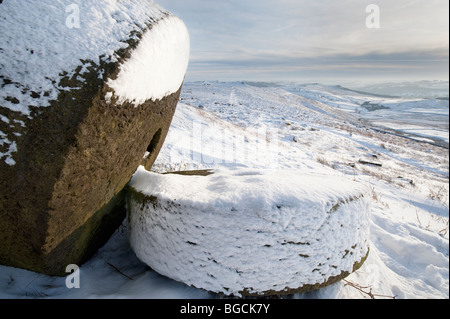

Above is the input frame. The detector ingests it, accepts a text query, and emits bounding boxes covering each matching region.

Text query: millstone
[0,1,189,275]
[127,167,371,296]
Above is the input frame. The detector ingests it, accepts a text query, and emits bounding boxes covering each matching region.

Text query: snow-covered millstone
[0,1,189,276]
[127,167,371,296]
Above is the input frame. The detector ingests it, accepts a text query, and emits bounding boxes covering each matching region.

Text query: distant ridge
[333,85,400,99]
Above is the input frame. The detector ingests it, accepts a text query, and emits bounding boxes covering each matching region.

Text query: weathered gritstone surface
[127,167,371,296]
[0,1,189,275]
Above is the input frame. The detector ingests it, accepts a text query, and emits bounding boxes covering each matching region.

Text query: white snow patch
[108,16,190,105]
[0,115,9,124]
[0,139,17,166]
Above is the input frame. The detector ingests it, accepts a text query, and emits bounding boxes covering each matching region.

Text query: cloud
[158,0,449,82]
[185,48,448,84]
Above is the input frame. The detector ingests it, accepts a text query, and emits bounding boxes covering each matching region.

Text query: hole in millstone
[146,128,162,156]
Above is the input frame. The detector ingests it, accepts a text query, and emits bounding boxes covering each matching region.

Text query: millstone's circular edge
[238,248,370,297]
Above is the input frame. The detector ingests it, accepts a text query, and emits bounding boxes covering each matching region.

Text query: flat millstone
[127,167,371,296]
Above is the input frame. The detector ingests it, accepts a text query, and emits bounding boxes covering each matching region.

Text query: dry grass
[315,156,339,170]
[316,156,330,167]
[369,185,390,208]
[343,279,397,299]
[360,166,394,184]
[429,184,449,206]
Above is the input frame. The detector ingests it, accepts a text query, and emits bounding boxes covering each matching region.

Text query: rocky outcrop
[0,0,189,275]
[127,167,371,296]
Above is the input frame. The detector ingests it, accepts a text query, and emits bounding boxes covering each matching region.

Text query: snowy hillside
[283,83,449,147]
[0,81,448,299]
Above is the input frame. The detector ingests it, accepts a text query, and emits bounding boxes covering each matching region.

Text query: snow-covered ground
[0,81,448,299]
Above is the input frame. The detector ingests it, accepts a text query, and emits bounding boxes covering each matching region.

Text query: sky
[157,0,449,85]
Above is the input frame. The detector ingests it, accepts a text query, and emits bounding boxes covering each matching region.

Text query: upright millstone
[0,0,190,276]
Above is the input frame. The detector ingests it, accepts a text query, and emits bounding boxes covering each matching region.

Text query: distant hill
[348,80,449,99]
